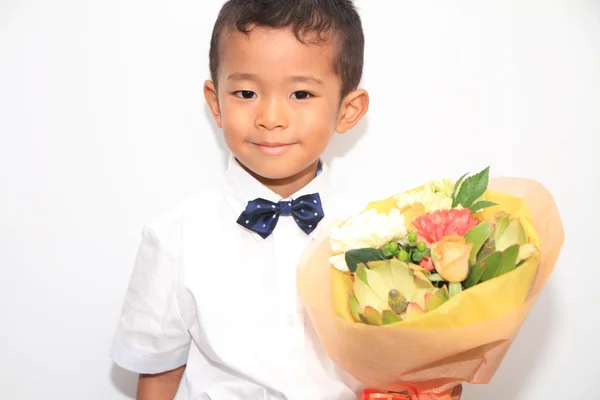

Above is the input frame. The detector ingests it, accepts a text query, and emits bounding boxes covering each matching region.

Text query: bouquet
[296,167,564,399]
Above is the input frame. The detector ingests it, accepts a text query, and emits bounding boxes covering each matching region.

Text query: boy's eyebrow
[226,72,323,85]
[290,76,324,85]
[227,72,258,81]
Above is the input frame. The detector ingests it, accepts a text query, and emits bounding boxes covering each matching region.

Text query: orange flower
[431,235,473,282]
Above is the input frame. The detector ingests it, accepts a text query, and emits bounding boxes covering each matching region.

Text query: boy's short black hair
[209,0,364,98]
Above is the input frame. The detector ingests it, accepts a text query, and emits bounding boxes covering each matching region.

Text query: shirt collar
[222,154,331,241]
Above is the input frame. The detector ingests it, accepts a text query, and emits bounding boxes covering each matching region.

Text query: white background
[1,0,598,398]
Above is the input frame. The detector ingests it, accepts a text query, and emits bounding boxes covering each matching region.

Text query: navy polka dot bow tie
[236,193,325,239]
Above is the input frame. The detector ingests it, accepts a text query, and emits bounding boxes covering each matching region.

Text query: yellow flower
[427,178,456,197]
[394,185,453,215]
[348,260,444,325]
[431,235,473,282]
[398,202,426,231]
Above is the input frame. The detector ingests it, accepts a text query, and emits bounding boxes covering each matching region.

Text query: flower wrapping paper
[296,177,564,398]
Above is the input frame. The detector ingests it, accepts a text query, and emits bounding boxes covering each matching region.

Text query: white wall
[0,0,598,398]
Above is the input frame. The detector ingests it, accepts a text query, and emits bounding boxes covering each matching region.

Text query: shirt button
[286,316,295,326]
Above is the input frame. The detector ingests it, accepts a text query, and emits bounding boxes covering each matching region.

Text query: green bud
[417,241,427,252]
[407,232,417,243]
[397,249,409,262]
[412,250,423,262]
[387,241,399,254]
[382,247,394,258]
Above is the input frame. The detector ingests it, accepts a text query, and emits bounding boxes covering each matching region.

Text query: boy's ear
[336,89,369,134]
[204,80,222,128]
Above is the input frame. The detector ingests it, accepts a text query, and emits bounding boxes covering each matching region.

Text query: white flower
[328,208,407,271]
[329,253,349,273]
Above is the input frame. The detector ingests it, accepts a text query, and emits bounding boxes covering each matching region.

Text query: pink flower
[419,257,435,271]
[412,208,479,244]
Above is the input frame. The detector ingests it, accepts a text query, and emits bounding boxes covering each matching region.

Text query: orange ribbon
[360,386,462,400]
[360,389,410,399]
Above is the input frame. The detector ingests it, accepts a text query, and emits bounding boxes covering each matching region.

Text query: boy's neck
[239,160,321,199]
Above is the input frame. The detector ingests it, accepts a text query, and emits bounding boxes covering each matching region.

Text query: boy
[110,0,369,398]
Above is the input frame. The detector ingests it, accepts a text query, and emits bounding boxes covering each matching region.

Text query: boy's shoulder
[142,176,227,251]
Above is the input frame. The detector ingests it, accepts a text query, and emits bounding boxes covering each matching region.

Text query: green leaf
[464,222,494,265]
[493,216,511,242]
[382,247,394,259]
[463,261,486,288]
[363,306,383,325]
[359,313,369,324]
[496,244,520,277]
[382,310,403,325]
[428,273,444,282]
[451,172,470,207]
[449,282,463,297]
[479,252,503,282]
[414,266,431,276]
[469,200,498,213]
[425,292,446,311]
[348,294,362,322]
[436,285,450,301]
[454,167,491,208]
[516,243,538,266]
[345,248,383,273]
[356,265,368,284]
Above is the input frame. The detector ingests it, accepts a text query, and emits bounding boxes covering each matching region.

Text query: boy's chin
[237,158,319,182]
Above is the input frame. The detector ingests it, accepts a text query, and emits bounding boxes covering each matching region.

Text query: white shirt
[110,155,364,399]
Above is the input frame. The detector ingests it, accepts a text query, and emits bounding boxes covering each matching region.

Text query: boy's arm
[137,365,186,400]
[110,226,191,396]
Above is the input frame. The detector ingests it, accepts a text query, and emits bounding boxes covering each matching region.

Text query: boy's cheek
[221,106,252,128]
[295,107,338,132]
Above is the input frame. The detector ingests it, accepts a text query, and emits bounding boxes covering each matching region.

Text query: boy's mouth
[252,142,295,156]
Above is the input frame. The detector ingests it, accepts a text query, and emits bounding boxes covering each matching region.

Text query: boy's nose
[255,98,288,131]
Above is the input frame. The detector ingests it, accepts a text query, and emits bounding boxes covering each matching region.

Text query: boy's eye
[234,90,256,99]
[291,91,312,100]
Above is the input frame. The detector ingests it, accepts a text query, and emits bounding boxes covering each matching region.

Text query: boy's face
[204,25,367,186]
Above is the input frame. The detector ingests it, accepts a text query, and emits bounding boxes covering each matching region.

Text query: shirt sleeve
[110,225,191,374]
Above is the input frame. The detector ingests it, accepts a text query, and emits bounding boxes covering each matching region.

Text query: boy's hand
[137,365,186,400]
